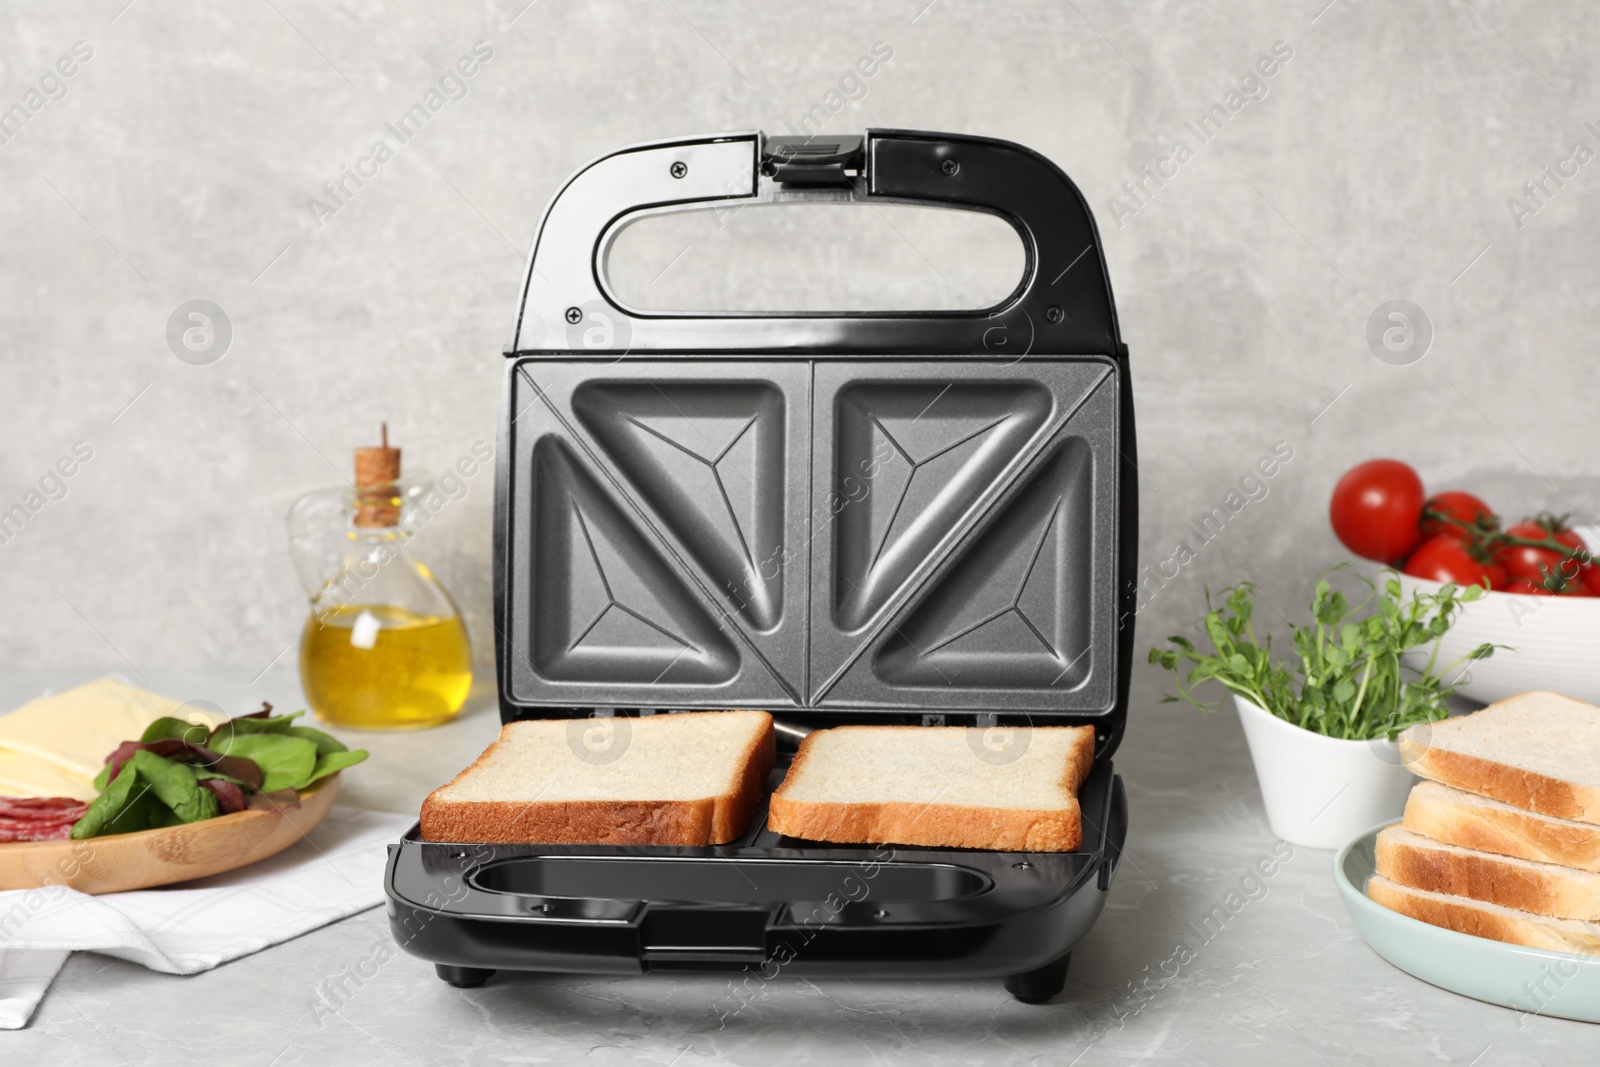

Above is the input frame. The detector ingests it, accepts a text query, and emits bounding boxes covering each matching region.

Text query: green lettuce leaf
[139,717,211,745]
[304,749,368,787]
[287,724,348,757]
[211,733,317,793]
[208,710,305,749]
[71,750,218,839]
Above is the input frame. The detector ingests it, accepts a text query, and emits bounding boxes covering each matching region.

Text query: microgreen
[1148,565,1499,740]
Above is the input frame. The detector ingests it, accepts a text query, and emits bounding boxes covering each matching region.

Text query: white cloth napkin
[0,805,413,1030]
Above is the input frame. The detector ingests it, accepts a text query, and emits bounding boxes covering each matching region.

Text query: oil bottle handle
[507,129,1119,358]
[286,488,351,601]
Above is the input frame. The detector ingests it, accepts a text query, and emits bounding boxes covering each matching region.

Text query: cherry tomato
[1584,565,1600,597]
[1401,535,1505,589]
[1547,523,1590,588]
[1497,520,1579,586]
[1501,577,1557,596]
[1330,459,1425,563]
[1419,491,1496,542]
[1533,517,1588,556]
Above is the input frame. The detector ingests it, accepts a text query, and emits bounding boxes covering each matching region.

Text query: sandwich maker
[385,129,1135,1003]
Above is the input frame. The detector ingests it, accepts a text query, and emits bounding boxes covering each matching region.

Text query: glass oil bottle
[288,426,472,729]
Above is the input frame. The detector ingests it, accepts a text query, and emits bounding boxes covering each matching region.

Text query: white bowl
[1233,696,1417,849]
[1397,570,1600,707]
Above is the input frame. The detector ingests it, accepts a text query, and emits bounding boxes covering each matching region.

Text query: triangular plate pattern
[528,438,738,685]
[873,436,1095,689]
[831,380,1052,632]
[574,383,787,631]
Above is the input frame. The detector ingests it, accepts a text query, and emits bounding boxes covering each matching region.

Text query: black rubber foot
[1004,953,1070,1003]
[437,964,496,988]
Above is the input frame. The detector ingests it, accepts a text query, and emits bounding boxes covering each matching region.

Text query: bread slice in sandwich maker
[421,710,774,845]
[767,724,1095,852]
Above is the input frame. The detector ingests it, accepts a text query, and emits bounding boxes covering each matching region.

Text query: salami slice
[0,796,86,808]
[0,819,76,831]
[0,822,74,842]
[0,796,87,842]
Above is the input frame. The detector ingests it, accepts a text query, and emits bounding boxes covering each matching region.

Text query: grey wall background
[3,0,1597,679]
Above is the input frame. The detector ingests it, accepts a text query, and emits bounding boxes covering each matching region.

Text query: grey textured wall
[3,1,1597,677]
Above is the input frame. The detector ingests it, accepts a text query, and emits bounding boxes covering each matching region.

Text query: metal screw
[1013,861,1033,870]
[941,159,960,176]
[535,902,554,913]
[873,908,890,918]
[450,851,467,859]
[670,161,688,179]
[565,306,583,324]
[1045,305,1064,323]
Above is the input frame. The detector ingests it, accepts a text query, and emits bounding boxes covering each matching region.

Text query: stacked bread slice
[1371,692,1600,955]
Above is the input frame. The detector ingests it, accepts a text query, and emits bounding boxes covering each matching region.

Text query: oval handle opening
[603,202,1027,315]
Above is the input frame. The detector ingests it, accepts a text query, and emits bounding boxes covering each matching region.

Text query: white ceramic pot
[1398,568,1600,707]
[1233,695,1417,849]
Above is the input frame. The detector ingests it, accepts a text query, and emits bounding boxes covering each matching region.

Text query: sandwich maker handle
[509,129,1121,356]
[1099,774,1128,891]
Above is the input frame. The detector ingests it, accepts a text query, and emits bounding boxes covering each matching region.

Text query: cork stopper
[353,424,402,528]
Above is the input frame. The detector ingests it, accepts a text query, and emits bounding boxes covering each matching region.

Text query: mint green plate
[1335,822,1600,1024]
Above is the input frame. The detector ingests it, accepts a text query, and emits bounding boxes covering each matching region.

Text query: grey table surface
[2,665,1591,1066]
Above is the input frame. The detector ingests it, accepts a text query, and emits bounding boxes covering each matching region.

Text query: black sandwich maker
[385,129,1135,1003]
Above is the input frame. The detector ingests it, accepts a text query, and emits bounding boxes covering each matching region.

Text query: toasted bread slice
[1367,875,1600,955]
[420,710,774,845]
[1376,824,1600,921]
[1399,692,1600,824]
[1403,781,1600,873]
[767,725,1095,852]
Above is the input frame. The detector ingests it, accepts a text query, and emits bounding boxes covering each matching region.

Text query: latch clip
[761,134,865,185]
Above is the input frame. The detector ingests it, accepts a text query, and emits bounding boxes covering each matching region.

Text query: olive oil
[300,603,472,729]
[289,427,474,730]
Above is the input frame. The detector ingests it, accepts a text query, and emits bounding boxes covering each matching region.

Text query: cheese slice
[0,748,98,801]
[0,678,223,782]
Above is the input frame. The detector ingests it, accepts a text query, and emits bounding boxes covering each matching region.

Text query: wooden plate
[0,775,340,894]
